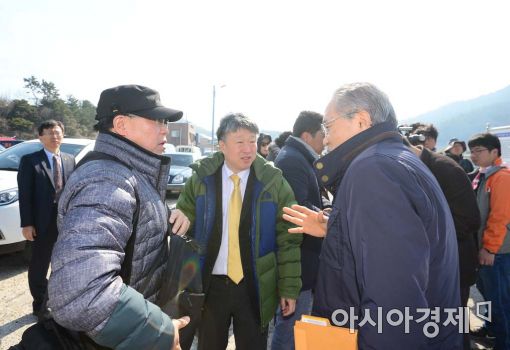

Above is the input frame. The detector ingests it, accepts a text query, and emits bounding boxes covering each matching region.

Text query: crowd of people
[13,82,509,350]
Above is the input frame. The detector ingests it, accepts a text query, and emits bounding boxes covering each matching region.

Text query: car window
[166,153,194,167]
[0,141,87,170]
[60,143,87,157]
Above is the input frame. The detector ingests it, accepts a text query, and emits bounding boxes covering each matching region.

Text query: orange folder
[294,315,358,350]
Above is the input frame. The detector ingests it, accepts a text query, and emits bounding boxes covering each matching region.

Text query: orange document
[294,315,358,350]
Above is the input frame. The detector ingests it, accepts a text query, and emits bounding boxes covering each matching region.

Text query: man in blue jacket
[272,111,326,350]
[283,82,463,349]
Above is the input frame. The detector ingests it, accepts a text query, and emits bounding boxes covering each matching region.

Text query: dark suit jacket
[274,136,323,291]
[202,166,260,321]
[17,148,75,234]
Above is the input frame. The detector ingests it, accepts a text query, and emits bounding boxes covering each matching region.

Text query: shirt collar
[222,163,250,183]
[43,148,60,161]
[292,136,320,157]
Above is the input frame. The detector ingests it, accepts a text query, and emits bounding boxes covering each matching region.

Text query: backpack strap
[77,151,139,285]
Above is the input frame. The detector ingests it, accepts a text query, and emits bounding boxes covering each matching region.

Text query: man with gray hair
[177,113,302,349]
[283,83,462,349]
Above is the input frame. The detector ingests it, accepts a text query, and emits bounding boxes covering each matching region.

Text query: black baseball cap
[95,85,183,122]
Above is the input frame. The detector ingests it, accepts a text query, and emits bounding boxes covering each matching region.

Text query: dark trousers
[198,275,268,350]
[477,254,510,350]
[28,206,58,312]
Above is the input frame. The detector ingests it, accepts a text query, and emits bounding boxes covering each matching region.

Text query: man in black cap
[48,85,191,349]
[444,138,474,174]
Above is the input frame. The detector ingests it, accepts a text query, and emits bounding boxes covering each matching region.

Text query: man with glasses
[283,83,462,348]
[48,85,191,349]
[17,119,75,320]
[468,133,510,349]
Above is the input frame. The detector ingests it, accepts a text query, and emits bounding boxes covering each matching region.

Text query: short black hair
[257,132,272,145]
[292,111,323,138]
[412,123,439,141]
[216,113,259,141]
[468,133,501,157]
[38,120,64,136]
[275,131,292,148]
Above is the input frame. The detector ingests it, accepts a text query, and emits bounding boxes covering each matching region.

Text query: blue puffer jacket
[313,123,462,349]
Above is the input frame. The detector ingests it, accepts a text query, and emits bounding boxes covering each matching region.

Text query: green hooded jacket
[176,152,302,327]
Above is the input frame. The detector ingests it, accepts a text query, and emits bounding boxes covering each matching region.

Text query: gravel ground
[0,251,37,349]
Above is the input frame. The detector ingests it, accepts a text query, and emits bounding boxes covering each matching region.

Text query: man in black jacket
[406,140,481,350]
[273,111,326,350]
[17,120,75,318]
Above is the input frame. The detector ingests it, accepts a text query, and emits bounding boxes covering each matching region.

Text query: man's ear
[112,115,128,136]
[356,110,372,130]
[300,131,312,144]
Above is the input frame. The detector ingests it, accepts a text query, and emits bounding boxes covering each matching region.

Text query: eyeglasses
[127,113,169,128]
[42,131,63,137]
[470,148,489,155]
[321,110,358,135]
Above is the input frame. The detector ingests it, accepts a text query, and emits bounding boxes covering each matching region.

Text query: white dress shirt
[212,163,251,275]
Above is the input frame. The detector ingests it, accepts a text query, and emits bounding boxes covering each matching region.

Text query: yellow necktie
[228,174,244,284]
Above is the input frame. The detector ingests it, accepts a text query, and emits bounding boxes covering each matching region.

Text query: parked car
[164,143,176,154]
[0,144,5,153]
[0,138,95,255]
[165,151,202,194]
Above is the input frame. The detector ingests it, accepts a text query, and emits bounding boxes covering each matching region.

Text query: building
[167,122,197,147]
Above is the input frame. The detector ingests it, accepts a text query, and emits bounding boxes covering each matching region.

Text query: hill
[403,85,510,149]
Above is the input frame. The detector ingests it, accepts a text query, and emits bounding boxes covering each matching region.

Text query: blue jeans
[271,289,313,350]
[476,253,510,350]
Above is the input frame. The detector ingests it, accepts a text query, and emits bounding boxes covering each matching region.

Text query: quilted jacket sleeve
[48,165,174,349]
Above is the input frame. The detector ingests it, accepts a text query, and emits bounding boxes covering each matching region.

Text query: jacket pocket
[320,207,344,271]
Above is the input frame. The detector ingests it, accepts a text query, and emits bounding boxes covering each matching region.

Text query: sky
[1,0,510,134]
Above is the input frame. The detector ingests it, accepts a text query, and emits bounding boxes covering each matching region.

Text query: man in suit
[17,119,75,318]
[272,111,326,350]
